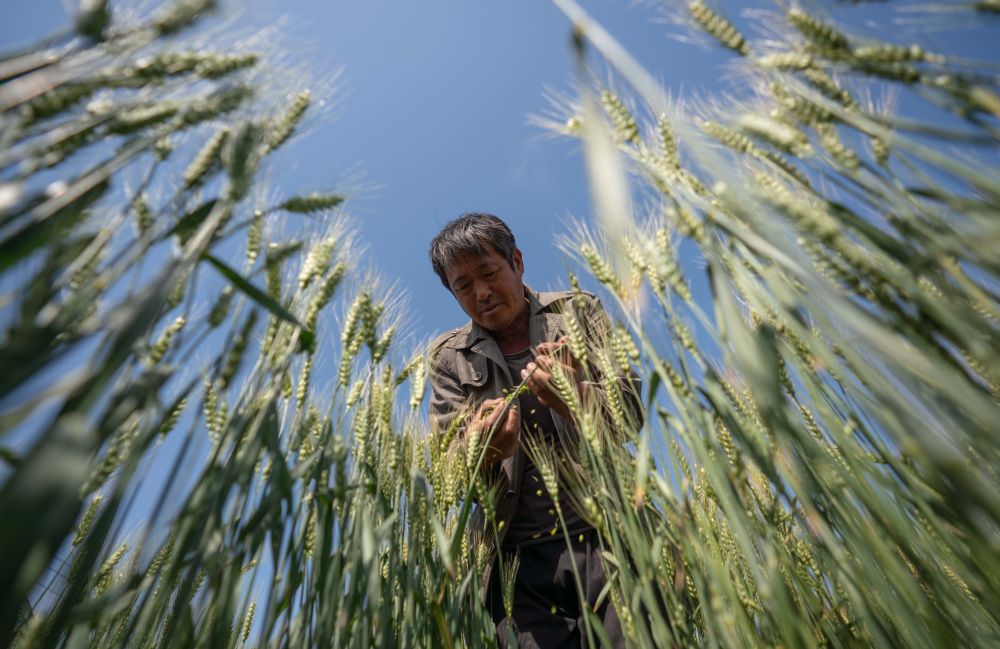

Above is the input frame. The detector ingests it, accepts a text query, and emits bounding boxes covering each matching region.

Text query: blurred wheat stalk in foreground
[2,0,1000,647]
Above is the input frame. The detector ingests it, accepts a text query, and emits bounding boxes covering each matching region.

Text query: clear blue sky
[3,0,996,345]
[240,0,730,344]
[2,0,736,344]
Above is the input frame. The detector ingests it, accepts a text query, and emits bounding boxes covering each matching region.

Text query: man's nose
[475,281,492,302]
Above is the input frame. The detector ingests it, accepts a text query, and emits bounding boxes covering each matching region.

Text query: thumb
[507,403,520,426]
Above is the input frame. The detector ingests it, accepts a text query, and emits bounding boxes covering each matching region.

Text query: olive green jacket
[427,285,642,555]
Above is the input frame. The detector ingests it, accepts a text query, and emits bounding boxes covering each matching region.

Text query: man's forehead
[447,253,503,275]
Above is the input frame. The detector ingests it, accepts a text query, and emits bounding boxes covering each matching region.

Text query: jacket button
[472,371,482,381]
[504,490,515,499]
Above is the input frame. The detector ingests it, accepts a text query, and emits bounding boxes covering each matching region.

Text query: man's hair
[429,213,518,289]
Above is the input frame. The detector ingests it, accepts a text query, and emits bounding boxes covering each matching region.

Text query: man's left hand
[520,336,583,420]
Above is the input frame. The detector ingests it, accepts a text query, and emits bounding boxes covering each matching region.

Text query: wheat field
[2,1,999,647]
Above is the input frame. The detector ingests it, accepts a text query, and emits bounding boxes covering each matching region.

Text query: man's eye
[486,270,499,278]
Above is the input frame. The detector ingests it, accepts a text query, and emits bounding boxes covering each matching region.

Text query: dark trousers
[488,529,625,648]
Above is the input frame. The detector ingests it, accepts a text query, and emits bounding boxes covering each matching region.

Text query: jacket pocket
[456,353,489,388]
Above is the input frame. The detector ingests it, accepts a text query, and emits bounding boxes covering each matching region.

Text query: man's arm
[428,345,467,441]
[428,345,519,470]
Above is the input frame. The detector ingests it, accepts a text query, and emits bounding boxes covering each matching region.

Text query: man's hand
[520,336,583,420]
[469,397,519,469]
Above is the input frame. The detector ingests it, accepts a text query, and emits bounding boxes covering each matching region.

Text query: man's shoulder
[428,321,473,356]
[536,288,599,310]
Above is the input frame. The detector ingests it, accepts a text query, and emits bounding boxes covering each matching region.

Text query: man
[427,213,641,648]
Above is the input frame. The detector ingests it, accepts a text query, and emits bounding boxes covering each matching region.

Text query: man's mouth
[479,304,499,315]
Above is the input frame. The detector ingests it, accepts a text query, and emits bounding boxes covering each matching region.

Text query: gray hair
[429,213,518,289]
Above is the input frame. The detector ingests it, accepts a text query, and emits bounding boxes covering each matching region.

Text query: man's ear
[512,248,524,275]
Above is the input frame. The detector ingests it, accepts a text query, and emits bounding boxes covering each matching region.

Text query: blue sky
[244,0,727,344]
[3,0,997,347]
[4,0,736,345]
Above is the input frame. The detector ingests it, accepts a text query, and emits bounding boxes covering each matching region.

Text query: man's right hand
[470,397,519,469]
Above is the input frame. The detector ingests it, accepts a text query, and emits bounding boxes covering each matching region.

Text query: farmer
[427,213,641,648]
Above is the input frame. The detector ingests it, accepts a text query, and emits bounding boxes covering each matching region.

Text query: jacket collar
[444,284,557,350]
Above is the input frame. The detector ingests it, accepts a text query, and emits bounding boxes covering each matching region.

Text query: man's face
[443,247,526,334]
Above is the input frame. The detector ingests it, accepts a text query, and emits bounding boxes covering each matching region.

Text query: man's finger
[535,339,565,355]
[490,404,520,437]
[476,397,506,420]
[522,364,556,402]
[505,403,520,427]
[533,356,575,383]
[484,406,507,431]
[538,341,575,369]
[534,355,555,370]
[520,362,544,388]
[480,397,504,411]
[472,398,506,435]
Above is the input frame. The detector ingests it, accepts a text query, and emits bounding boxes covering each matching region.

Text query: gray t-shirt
[502,348,592,548]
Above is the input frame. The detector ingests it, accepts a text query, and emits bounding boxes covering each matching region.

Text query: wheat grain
[279,193,344,213]
[195,53,258,79]
[298,238,335,289]
[787,9,850,52]
[601,90,640,144]
[147,316,185,365]
[240,602,255,645]
[266,90,311,153]
[688,1,749,55]
[183,126,228,189]
[757,52,814,70]
[73,496,103,547]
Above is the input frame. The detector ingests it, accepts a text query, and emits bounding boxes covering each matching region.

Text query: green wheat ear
[183,126,229,189]
[154,0,218,35]
[688,1,749,55]
[601,90,640,144]
[787,8,850,52]
[579,243,624,296]
[72,496,103,547]
[267,89,312,152]
[195,53,259,79]
[278,193,345,213]
[757,51,814,71]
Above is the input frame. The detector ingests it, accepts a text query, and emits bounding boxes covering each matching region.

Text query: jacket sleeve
[428,343,467,438]
[427,343,503,489]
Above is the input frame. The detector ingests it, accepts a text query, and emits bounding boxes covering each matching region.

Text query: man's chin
[474,313,503,332]
[477,306,501,322]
